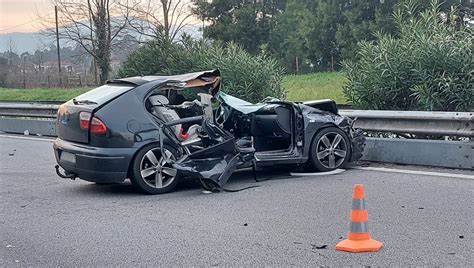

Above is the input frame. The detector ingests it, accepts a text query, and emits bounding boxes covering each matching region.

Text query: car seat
[149,95,200,141]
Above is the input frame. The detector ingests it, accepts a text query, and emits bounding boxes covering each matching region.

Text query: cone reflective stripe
[350,221,369,233]
[351,198,366,210]
[336,184,383,252]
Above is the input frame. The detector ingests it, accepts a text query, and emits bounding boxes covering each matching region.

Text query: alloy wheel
[315,132,348,169]
[139,148,177,189]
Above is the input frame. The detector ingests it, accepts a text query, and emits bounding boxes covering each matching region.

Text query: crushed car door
[159,93,255,188]
[173,131,243,187]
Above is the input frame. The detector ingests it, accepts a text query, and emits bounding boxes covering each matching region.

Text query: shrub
[343,0,473,111]
[118,38,285,103]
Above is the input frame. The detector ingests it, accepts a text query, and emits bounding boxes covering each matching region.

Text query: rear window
[73,83,134,105]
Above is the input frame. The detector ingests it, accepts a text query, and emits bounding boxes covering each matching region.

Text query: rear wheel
[130,144,180,194]
[308,127,351,172]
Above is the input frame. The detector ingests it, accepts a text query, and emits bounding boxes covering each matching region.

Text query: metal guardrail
[0,102,59,118]
[0,102,472,169]
[339,110,473,137]
[0,102,60,136]
[1,103,472,137]
[0,100,63,105]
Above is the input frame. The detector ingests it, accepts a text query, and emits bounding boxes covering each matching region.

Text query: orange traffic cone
[336,184,383,252]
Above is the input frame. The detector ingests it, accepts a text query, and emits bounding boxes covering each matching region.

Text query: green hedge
[343,0,473,111]
[118,38,285,103]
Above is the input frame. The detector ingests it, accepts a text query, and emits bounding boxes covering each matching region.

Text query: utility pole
[55,5,62,87]
[23,56,26,89]
[295,56,299,75]
[331,54,334,72]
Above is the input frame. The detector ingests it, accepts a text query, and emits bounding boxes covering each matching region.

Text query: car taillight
[79,112,91,129]
[79,111,107,134]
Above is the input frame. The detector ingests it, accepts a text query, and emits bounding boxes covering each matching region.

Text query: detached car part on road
[54,70,365,194]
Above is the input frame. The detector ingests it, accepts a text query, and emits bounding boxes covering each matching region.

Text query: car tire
[130,144,180,194]
[308,126,351,172]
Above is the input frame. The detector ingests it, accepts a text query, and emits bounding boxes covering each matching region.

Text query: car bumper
[53,138,135,183]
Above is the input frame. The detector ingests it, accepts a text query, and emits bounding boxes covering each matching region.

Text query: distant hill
[0,32,48,53]
[0,24,203,53]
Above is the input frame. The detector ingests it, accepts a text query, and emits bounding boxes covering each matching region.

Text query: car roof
[106,70,221,86]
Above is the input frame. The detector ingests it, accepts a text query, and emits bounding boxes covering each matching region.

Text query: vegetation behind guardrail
[343,1,473,112]
[119,40,286,104]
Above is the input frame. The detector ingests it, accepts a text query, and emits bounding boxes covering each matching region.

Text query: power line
[0,19,41,32]
[0,18,54,32]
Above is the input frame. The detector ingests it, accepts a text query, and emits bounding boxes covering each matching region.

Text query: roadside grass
[0,87,91,101]
[0,72,348,103]
[283,72,347,104]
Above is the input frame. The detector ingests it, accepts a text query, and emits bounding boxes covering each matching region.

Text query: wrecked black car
[54,70,365,194]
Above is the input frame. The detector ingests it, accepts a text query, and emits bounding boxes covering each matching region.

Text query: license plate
[61,151,76,164]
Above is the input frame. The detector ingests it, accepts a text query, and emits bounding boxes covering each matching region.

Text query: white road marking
[353,166,474,180]
[0,134,54,142]
[291,169,346,176]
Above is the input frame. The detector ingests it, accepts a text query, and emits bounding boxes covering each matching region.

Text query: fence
[1,72,97,88]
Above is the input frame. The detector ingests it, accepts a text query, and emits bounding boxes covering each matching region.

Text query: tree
[5,37,17,67]
[343,0,473,111]
[127,0,195,42]
[268,0,312,72]
[306,0,343,71]
[335,0,397,63]
[112,34,140,61]
[44,0,132,84]
[119,38,285,102]
[33,46,46,80]
[193,0,286,54]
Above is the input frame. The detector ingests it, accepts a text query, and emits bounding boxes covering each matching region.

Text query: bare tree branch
[39,0,132,84]
[126,0,195,42]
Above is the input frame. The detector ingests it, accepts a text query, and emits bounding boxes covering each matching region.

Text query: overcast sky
[0,0,53,33]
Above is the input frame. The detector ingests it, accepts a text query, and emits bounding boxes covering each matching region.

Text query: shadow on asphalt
[68,168,295,196]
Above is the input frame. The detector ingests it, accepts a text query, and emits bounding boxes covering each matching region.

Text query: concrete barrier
[0,118,56,136]
[362,138,473,169]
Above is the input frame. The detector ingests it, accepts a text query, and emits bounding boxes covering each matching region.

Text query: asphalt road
[1,135,473,266]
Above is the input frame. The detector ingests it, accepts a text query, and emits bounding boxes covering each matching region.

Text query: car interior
[145,85,295,155]
[250,104,293,152]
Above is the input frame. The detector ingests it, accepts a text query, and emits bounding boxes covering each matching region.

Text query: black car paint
[54,79,176,183]
[300,103,365,161]
[56,103,95,143]
[54,70,365,186]
[249,102,305,165]
[54,138,132,182]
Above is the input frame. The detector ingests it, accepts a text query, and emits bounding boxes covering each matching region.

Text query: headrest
[149,95,169,105]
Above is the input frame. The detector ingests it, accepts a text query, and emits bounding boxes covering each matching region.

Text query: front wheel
[308,127,351,172]
[130,144,180,194]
